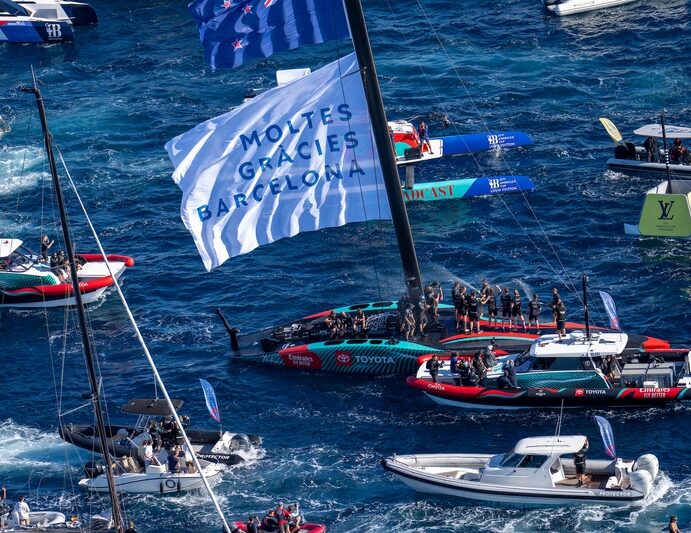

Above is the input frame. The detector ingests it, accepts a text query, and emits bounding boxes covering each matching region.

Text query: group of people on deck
[325,308,367,339]
[39,234,85,283]
[643,136,689,164]
[396,280,569,340]
[425,345,519,388]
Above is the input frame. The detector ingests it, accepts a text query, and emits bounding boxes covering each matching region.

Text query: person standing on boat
[643,136,658,162]
[467,292,481,333]
[17,496,30,527]
[486,288,498,329]
[511,290,527,332]
[415,293,429,338]
[573,439,589,487]
[528,294,541,334]
[426,354,443,383]
[500,287,512,330]
[551,288,561,325]
[403,305,416,341]
[417,121,433,154]
[40,235,54,261]
[556,298,567,340]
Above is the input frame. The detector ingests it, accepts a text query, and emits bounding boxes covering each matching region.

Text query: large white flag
[166,53,390,271]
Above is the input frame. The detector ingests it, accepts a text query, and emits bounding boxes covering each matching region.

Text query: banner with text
[166,53,389,270]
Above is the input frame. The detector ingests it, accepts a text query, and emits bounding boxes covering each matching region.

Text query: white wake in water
[0,419,69,471]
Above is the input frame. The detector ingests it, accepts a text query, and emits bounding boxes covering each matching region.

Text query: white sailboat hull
[79,464,223,494]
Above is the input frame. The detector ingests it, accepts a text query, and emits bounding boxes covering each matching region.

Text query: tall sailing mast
[344,0,424,303]
[22,80,126,533]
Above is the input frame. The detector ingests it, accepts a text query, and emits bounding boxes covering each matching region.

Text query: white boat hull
[546,0,637,15]
[79,463,223,494]
[382,453,651,506]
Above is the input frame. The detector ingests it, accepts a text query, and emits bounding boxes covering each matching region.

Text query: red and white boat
[0,238,133,308]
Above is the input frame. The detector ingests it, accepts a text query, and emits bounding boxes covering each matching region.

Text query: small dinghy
[382,421,660,506]
[232,503,326,533]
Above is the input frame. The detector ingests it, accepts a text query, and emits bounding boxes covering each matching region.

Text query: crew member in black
[551,288,561,324]
[472,351,487,383]
[246,516,260,533]
[353,308,367,338]
[451,282,463,331]
[511,290,527,332]
[426,354,443,383]
[416,293,429,337]
[528,294,541,334]
[500,287,512,331]
[40,234,54,261]
[467,292,481,334]
[497,367,514,389]
[456,285,469,334]
[486,288,497,329]
[573,439,589,486]
[403,305,416,341]
[556,298,567,340]
[339,312,353,337]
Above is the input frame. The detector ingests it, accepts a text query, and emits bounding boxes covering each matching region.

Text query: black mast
[582,275,590,340]
[22,81,126,533]
[344,0,423,302]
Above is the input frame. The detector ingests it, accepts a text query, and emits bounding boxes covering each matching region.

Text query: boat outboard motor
[230,433,252,452]
[84,460,106,479]
[628,469,653,496]
[634,454,659,480]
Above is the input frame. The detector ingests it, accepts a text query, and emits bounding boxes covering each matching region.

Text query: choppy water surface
[0,0,689,531]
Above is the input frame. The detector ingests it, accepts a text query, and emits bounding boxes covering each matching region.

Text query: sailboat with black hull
[25,77,236,531]
[169,0,671,377]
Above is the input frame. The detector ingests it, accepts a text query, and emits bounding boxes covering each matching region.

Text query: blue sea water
[0,0,690,531]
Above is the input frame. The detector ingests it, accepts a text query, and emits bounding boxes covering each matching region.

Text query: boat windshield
[513,350,533,372]
[500,451,549,469]
[2,247,37,272]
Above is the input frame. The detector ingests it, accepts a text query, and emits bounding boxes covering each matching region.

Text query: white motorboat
[16,0,97,25]
[78,453,223,494]
[382,433,659,505]
[543,0,637,16]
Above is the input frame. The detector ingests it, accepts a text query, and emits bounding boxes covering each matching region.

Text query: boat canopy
[121,398,184,416]
[529,332,628,358]
[633,124,691,139]
[515,435,587,456]
[0,239,23,258]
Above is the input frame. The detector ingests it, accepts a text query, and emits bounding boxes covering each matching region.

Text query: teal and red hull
[406,377,691,409]
[224,301,671,376]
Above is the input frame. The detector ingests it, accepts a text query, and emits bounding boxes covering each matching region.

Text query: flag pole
[344,0,424,303]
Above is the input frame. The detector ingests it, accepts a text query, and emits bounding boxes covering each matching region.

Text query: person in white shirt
[17,496,30,526]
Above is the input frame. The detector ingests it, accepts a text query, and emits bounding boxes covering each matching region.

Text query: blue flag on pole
[594,415,616,459]
[200,378,221,423]
[598,290,621,331]
[188,0,351,70]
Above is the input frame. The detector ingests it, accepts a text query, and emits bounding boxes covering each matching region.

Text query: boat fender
[160,481,164,495]
[633,454,659,480]
[177,479,181,493]
[628,469,653,496]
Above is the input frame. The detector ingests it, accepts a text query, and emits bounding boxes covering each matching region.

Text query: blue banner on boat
[200,378,221,423]
[188,0,350,69]
[436,131,533,156]
[594,415,616,459]
[598,290,620,331]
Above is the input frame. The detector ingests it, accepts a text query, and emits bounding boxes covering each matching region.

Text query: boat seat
[462,472,480,481]
[146,464,166,474]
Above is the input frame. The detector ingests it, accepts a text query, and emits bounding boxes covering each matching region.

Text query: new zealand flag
[188,0,351,69]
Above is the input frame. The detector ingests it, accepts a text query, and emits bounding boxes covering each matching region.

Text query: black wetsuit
[574,450,587,475]
[556,303,567,330]
[529,299,540,321]
[501,293,512,317]
[487,294,497,316]
[512,295,522,317]
[467,297,479,322]
[426,358,442,382]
